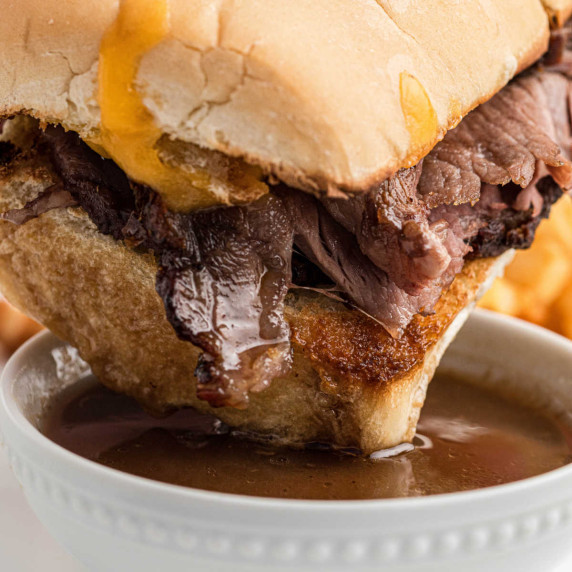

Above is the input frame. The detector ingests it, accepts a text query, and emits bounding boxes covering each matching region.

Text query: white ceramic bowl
[2,309,572,572]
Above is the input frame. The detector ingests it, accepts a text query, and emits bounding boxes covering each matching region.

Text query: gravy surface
[41,374,572,500]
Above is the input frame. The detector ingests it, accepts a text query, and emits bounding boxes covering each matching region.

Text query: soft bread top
[0,0,550,210]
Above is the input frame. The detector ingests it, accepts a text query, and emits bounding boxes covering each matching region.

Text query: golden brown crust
[289,258,498,394]
[0,0,550,207]
[0,121,512,452]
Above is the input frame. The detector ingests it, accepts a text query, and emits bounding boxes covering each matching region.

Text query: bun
[0,122,512,452]
[0,0,549,208]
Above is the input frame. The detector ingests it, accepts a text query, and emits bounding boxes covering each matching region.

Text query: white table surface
[0,446,85,572]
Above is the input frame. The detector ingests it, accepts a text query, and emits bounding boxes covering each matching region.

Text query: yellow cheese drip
[95,0,214,211]
[399,72,438,153]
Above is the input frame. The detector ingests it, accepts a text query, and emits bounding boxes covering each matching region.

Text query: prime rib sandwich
[0,0,571,454]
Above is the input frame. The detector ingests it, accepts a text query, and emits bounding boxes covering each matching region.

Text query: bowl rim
[3,308,572,513]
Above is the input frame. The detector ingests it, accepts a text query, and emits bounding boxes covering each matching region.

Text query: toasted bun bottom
[0,136,512,453]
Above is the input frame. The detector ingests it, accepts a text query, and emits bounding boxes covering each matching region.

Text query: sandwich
[0,0,570,454]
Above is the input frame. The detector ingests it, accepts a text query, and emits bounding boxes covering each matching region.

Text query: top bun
[0,0,551,209]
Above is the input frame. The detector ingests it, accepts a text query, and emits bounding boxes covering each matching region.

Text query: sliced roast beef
[43,126,136,240]
[139,190,293,408]
[36,128,294,408]
[278,188,465,336]
[279,188,407,335]
[318,69,572,314]
[0,185,77,225]
[418,72,572,209]
[431,178,563,259]
[322,164,468,296]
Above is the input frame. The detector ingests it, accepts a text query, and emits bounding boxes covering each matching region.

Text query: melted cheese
[95,0,216,211]
[399,72,438,154]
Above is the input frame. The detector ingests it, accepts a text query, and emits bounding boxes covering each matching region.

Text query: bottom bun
[0,133,512,453]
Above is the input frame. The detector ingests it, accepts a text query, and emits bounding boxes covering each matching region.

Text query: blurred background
[1,196,572,357]
[0,298,42,359]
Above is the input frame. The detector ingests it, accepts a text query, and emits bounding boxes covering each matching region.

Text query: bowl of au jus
[2,309,572,572]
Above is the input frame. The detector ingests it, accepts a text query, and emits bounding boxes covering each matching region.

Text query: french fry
[551,285,572,339]
[479,278,522,315]
[504,239,571,305]
[0,299,42,355]
[537,196,572,255]
[480,195,572,339]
